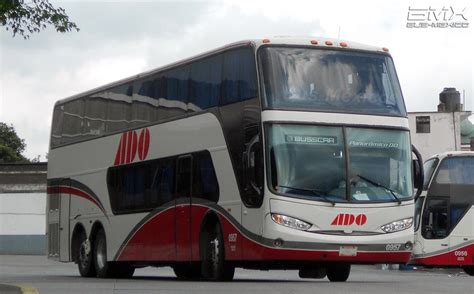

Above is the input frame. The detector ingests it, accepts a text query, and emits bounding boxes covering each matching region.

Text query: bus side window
[83,97,107,138]
[61,99,84,144]
[221,47,258,105]
[193,152,219,203]
[51,105,64,147]
[189,55,222,111]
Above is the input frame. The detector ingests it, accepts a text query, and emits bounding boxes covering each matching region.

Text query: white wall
[408,112,464,160]
[0,193,46,235]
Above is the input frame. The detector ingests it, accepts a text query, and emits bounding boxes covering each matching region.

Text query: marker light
[340,42,348,47]
[310,39,318,45]
[271,213,312,231]
[380,217,413,233]
[382,47,389,52]
[325,40,333,46]
[262,38,271,44]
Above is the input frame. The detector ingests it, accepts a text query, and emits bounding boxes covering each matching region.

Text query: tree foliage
[0,122,29,163]
[0,0,79,39]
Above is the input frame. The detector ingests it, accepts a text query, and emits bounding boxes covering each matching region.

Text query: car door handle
[441,243,448,246]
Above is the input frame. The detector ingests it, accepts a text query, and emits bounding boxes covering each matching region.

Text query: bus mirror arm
[412,144,424,200]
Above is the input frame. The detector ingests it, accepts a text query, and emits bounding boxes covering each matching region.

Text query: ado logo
[114,128,150,166]
[331,213,367,226]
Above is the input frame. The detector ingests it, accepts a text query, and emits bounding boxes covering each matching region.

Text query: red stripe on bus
[131,131,138,163]
[125,131,132,164]
[114,138,122,166]
[120,132,127,164]
[115,204,411,264]
[47,186,106,216]
[138,129,145,160]
[143,128,150,160]
[413,243,474,266]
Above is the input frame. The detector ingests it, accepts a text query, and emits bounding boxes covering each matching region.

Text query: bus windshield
[423,158,439,190]
[266,124,413,203]
[259,47,406,116]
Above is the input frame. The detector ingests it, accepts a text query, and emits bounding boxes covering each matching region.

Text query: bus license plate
[339,246,357,256]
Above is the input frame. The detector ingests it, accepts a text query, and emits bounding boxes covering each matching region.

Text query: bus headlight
[271,213,312,231]
[380,217,413,233]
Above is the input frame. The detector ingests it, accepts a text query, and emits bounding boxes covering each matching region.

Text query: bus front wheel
[201,223,235,281]
[463,266,474,276]
[326,263,351,282]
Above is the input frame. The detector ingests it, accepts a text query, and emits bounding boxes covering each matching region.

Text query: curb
[0,284,39,294]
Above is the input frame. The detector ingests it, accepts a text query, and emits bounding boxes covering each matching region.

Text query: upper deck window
[259,46,406,116]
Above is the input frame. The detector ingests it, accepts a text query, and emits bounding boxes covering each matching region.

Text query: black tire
[93,229,135,278]
[326,264,351,282]
[463,266,474,276]
[77,231,96,277]
[173,263,201,280]
[200,223,235,281]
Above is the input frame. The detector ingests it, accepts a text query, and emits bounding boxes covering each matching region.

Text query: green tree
[0,0,79,39]
[0,122,29,163]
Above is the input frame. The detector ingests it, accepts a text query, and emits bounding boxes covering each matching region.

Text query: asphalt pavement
[0,255,472,294]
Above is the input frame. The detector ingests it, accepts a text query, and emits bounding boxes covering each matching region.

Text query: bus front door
[175,155,192,261]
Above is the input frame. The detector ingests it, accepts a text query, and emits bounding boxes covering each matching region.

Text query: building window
[416,116,430,133]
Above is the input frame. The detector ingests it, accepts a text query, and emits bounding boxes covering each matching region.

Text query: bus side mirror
[244,134,263,202]
[412,145,424,200]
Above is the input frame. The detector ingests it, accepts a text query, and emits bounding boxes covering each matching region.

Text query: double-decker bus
[47,37,423,282]
[412,152,474,276]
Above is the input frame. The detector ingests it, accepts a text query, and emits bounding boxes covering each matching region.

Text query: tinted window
[83,97,107,138]
[435,157,474,185]
[221,48,257,105]
[107,100,131,133]
[189,55,222,110]
[108,151,218,214]
[61,99,84,144]
[259,47,406,116]
[423,158,439,190]
[193,152,219,202]
[166,66,190,104]
[51,105,64,147]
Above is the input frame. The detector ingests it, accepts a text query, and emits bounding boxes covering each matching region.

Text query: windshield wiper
[277,185,336,206]
[353,174,402,205]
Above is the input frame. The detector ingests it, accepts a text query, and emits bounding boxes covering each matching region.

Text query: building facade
[0,163,47,255]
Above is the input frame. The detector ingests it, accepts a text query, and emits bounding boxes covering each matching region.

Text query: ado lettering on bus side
[114,128,150,166]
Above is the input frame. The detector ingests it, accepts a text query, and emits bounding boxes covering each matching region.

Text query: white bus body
[47,37,422,281]
[412,151,474,276]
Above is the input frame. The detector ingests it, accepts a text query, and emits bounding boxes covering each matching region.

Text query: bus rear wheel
[77,233,96,277]
[201,223,235,281]
[93,229,135,279]
[326,264,351,282]
[463,266,474,276]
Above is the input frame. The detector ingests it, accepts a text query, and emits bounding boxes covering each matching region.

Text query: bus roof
[54,37,389,106]
[427,151,474,161]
